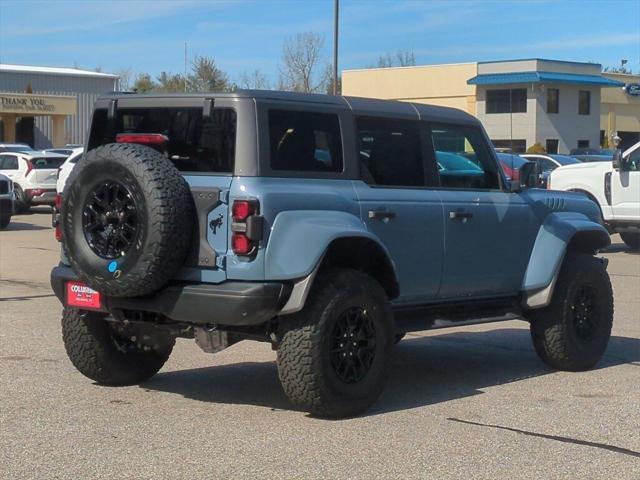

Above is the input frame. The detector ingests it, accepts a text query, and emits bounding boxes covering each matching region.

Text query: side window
[355,117,424,187]
[628,149,640,172]
[429,123,501,190]
[537,158,557,172]
[0,155,18,170]
[268,110,343,172]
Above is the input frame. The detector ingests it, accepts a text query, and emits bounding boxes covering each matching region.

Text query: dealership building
[0,64,119,149]
[343,58,640,153]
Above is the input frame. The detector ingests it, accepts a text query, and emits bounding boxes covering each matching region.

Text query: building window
[491,139,527,153]
[577,140,590,149]
[547,88,559,114]
[578,90,591,115]
[486,89,527,114]
[546,139,559,154]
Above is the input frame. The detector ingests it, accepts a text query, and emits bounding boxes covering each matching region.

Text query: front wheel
[277,269,394,418]
[620,232,640,251]
[61,308,174,385]
[528,253,613,371]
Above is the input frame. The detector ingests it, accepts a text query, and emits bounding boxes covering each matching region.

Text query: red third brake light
[116,133,168,152]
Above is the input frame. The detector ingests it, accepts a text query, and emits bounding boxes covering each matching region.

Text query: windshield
[548,154,581,165]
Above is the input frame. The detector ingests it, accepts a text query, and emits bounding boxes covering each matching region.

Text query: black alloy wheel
[571,284,598,341]
[330,307,377,384]
[82,181,138,259]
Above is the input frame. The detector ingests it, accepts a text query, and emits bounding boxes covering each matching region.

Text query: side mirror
[612,149,623,170]
[511,161,540,191]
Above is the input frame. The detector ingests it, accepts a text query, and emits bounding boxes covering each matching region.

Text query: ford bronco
[51,91,613,418]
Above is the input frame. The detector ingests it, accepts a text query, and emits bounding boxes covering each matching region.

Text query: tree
[116,68,133,91]
[603,65,632,74]
[238,69,270,90]
[156,72,186,93]
[375,49,416,68]
[132,73,156,93]
[279,32,329,93]
[188,55,229,92]
[526,142,546,154]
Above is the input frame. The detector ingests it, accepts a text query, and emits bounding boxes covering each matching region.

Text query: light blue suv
[51,91,613,418]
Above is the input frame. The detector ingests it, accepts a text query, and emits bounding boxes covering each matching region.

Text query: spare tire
[61,143,194,297]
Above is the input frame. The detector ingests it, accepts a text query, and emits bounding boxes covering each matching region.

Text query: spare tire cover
[61,143,194,297]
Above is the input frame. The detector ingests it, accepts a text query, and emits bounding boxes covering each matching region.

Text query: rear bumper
[51,265,291,327]
[26,189,56,205]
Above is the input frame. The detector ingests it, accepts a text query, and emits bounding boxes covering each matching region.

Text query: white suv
[549,141,640,249]
[0,151,66,213]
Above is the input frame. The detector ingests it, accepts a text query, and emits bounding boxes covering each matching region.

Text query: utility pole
[333,0,339,95]
[184,41,188,93]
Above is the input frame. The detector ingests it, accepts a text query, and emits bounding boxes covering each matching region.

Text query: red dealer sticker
[66,281,102,310]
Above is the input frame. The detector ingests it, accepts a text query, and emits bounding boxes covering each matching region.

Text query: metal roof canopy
[468,71,624,87]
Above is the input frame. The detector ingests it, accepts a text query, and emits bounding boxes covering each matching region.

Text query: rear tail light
[231,199,262,256]
[116,133,168,153]
[25,159,34,177]
[53,194,62,241]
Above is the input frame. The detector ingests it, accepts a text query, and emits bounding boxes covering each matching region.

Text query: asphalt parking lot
[1,209,639,479]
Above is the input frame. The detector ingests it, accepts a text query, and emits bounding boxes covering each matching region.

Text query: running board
[392,297,525,333]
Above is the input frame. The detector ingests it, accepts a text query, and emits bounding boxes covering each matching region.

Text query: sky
[1,0,639,86]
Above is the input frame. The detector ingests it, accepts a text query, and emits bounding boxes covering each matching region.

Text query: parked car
[549,141,640,249]
[52,91,613,418]
[0,143,38,154]
[0,151,66,212]
[55,148,83,193]
[570,147,614,156]
[45,148,75,157]
[0,173,14,229]
[496,152,533,183]
[521,153,582,187]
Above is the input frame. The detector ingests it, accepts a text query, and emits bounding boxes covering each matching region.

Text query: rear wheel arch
[319,236,399,300]
[566,228,610,255]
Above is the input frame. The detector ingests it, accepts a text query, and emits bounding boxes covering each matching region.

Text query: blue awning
[467,71,624,87]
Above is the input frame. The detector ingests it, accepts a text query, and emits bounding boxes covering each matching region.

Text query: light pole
[333,0,339,95]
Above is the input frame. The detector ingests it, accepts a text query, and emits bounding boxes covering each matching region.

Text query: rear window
[32,157,65,169]
[268,109,343,172]
[89,107,236,173]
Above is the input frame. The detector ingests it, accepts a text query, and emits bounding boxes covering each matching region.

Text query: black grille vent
[0,180,9,195]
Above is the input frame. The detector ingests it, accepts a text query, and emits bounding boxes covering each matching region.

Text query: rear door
[0,154,20,180]
[87,97,240,283]
[427,122,539,299]
[354,116,444,304]
[30,156,65,187]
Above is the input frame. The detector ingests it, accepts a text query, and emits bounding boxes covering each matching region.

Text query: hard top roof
[98,90,478,124]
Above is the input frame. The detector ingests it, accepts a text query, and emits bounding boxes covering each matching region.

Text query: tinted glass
[548,154,581,165]
[0,156,19,169]
[547,88,559,114]
[31,157,65,169]
[1,146,36,153]
[356,117,423,187]
[89,108,237,173]
[268,110,343,172]
[430,124,500,190]
[579,90,591,115]
[486,89,527,113]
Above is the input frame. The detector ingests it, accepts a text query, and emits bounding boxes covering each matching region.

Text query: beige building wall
[601,72,640,142]
[342,63,477,115]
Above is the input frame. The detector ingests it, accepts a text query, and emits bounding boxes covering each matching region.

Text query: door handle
[449,210,473,221]
[368,208,396,221]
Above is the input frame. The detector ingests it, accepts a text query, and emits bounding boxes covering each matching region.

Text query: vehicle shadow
[2,221,50,231]
[141,329,639,416]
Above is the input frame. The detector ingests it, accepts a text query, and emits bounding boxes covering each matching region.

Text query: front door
[354,116,444,304]
[611,145,640,222]
[428,122,539,299]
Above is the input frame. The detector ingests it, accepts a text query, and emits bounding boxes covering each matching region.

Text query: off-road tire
[0,214,10,229]
[61,308,174,385]
[61,143,194,297]
[277,269,394,418]
[620,232,640,251]
[529,253,613,371]
[13,186,29,214]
